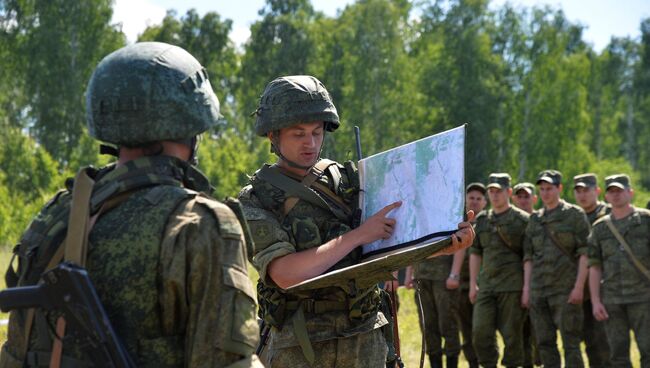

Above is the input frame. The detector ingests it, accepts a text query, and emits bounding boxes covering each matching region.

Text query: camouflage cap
[513,182,535,195]
[466,182,486,195]
[573,173,598,189]
[605,174,631,190]
[486,173,511,190]
[86,42,222,146]
[536,170,562,186]
[254,75,340,136]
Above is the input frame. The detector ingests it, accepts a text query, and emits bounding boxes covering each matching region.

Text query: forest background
[1,0,650,247]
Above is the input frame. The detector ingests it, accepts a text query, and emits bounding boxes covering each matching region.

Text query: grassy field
[0,248,640,366]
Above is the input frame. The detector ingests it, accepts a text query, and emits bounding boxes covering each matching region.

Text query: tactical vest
[1,156,219,367]
[250,160,380,328]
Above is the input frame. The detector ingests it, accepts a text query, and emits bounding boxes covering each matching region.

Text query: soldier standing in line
[238,75,475,368]
[512,182,541,367]
[588,174,650,367]
[522,170,590,367]
[469,174,529,368]
[573,173,612,367]
[512,183,538,214]
[456,182,487,368]
[0,42,262,367]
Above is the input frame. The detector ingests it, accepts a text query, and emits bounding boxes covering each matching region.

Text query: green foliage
[2,0,650,250]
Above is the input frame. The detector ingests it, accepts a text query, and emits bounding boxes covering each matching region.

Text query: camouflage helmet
[86,42,222,146]
[254,75,340,136]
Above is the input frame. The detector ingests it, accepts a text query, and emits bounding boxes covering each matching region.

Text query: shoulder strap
[490,210,522,257]
[604,216,650,283]
[256,163,349,222]
[540,222,576,264]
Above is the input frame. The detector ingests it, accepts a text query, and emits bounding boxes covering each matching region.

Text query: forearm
[523,260,532,291]
[589,266,603,303]
[267,228,364,288]
[469,253,482,290]
[574,254,588,290]
[450,249,465,275]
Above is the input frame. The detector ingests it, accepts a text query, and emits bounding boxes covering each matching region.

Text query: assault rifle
[0,262,136,368]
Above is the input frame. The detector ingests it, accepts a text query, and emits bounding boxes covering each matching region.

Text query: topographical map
[359,125,465,256]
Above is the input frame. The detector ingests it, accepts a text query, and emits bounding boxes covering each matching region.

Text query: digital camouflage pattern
[470,206,529,292]
[524,200,590,367]
[238,162,387,365]
[582,200,612,368]
[588,200,650,367]
[253,76,339,136]
[588,207,650,304]
[470,206,529,367]
[524,200,590,296]
[0,156,261,368]
[86,42,222,146]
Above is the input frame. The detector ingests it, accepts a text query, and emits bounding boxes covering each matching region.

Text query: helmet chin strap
[271,131,326,172]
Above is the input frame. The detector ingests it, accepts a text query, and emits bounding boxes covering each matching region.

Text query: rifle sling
[258,160,351,222]
[604,216,650,283]
[495,225,521,257]
[22,169,133,364]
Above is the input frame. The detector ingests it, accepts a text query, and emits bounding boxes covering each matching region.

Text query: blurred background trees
[1,0,649,246]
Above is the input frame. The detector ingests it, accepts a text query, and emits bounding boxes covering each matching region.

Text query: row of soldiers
[410,170,650,367]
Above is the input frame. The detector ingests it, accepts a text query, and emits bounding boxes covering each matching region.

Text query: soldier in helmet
[238,75,475,367]
[0,42,262,367]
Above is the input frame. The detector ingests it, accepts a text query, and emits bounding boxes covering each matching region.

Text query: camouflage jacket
[588,207,650,304]
[524,200,590,297]
[238,161,386,350]
[470,206,529,293]
[0,156,261,368]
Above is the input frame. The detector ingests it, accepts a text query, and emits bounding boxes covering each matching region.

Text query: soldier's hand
[358,201,402,244]
[592,300,609,321]
[521,287,530,309]
[567,286,584,305]
[435,211,476,256]
[468,286,478,304]
[446,277,460,290]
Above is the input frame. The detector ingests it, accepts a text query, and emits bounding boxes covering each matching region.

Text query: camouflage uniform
[413,256,461,366]
[457,253,478,367]
[588,206,650,367]
[470,206,529,367]
[240,75,388,367]
[524,199,590,367]
[582,198,612,368]
[0,43,261,367]
[239,163,388,368]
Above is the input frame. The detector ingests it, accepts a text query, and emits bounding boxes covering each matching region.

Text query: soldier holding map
[238,75,475,367]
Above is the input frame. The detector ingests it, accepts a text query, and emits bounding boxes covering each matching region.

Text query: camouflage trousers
[456,289,478,365]
[603,301,650,368]
[583,299,612,367]
[416,279,461,357]
[266,328,387,368]
[530,293,584,368]
[523,314,541,367]
[472,291,527,367]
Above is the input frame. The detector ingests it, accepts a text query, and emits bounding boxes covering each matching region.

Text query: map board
[287,125,466,291]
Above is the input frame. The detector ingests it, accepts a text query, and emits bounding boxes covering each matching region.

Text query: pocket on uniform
[290,217,322,251]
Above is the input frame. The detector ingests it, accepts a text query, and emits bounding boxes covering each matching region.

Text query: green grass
[0,249,640,367]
